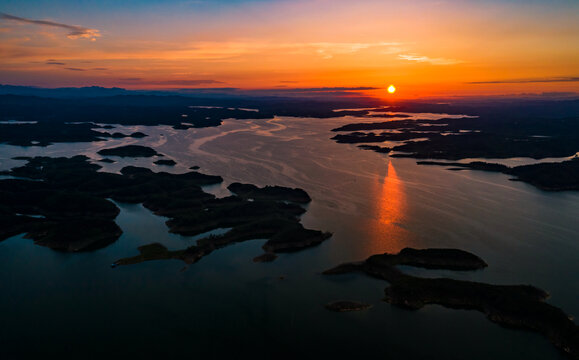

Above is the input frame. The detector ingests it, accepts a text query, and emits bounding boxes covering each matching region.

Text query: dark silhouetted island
[227,182,312,204]
[99,131,148,139]
[324,248,579,359]
[0,122,110,146]
[97,145,161,157]
[330,99,579,191]
[418,158,579,191]
[0,155,330,261]
[252,253,278,262]
[324,301,372,312]
[154,159,177,166]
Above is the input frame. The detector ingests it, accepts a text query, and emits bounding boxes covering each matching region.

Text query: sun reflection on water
[368,159,409,254]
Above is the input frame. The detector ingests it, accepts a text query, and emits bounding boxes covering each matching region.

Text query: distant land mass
[1,85,578,191]
[0,86,382,146]
[330,99,579,191]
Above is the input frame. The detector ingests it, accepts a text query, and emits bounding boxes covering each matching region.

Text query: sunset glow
[1,1,579,358]
[1,0,578,98]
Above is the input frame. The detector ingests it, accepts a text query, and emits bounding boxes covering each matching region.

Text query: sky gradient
[1,0,578,98]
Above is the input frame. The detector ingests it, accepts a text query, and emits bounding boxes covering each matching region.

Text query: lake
[1,114,577,359]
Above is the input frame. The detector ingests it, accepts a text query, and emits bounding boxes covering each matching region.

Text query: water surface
[1,114,577,359]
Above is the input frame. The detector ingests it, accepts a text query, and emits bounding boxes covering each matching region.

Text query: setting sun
[388,85,396,94]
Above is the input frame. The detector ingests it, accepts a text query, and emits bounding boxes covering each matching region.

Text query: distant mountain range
[0,84,243,98]
[2,83,578,103]
[0,84,380,100]
[0,85,133,98]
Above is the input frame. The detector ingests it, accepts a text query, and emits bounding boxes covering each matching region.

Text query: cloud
[238,87,379,98]
[276,86,380,92]
[152,79,224,86]
[0,12,100,40]
[398,54,462,65]
[151,41,404,61]
[174,87,375,98]
[119,77,142,81]
[119,78,224,86]
[467,76,579,84]
[175,87,239,93]
[309,42,400,59]
[45,63,108,71]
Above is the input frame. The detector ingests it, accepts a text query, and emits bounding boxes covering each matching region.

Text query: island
[98,131,148,139]
[227,182,312,204]
[324,301,372,312]
[0,155,331,262]
[97,145,161,157]
[357,145,392,153]
[324,248,579,359]
[0,122,110,146]
[154,159,177,166]
[330,100,579,191]
[417,158,579,191]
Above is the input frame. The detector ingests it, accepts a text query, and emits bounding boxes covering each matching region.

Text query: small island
[324,301,372,312]
[98,131,148,139]
[154,159,177,166]
[227,182,312,204]
[97,145,161,157]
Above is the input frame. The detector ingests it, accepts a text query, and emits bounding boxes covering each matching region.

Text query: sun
[387,85,396,94]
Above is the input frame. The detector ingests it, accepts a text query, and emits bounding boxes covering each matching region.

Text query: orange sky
[1,0,578,98]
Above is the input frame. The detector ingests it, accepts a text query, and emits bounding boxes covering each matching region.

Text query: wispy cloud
[175,87,238,93]
[175,87,377,98]
[276,86,380,92]
[0,12,100,40]
[309,42,401,59]
[46,61,108,71]
[467,76,579,84]
[157,41,404,61]
[119,78,224,86]
[154,79,224,86]
[398,54,462,65]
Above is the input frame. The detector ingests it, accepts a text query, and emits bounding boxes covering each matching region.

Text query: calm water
[1,114,578,359]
